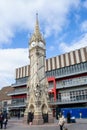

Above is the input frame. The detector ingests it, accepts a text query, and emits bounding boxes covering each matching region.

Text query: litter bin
[70,117,76,123]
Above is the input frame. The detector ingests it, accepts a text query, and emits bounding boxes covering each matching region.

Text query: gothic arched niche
[42,104,48,114]
[29,104,34,113]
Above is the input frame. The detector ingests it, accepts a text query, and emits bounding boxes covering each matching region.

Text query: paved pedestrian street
[5,118,87,130]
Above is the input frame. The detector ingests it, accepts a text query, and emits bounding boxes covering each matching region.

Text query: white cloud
[49,46,55,51]
[59,33,87,53]
[81,20,87,32]
[0,48,29,89]
[0,0,80,45]
[83,0,87,8]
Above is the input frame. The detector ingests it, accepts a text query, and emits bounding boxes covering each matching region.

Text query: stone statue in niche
[34,84,42,107]
[34,84,42,100]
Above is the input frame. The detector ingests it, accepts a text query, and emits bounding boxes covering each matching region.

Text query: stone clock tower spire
[30,13,45,45]
[24,14,54,125]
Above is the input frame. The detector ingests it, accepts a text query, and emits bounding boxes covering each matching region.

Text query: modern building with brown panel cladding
[8,46,87,118]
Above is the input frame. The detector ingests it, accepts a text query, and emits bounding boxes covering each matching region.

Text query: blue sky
[0,0,87,89]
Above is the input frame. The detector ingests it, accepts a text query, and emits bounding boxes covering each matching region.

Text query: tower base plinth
[23,114,28,124]
[33,114,43,125]
[48,112,54,123]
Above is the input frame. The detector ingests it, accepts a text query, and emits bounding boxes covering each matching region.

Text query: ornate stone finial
[36,12,38,27]
[29,14,45,44]
[34,13,40,37]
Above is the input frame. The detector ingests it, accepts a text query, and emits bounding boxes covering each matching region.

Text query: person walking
[58,113,66,130]
[17,111,20,119]
[3,112,8,129]
[67,112,71,123]
[0,112,4,129]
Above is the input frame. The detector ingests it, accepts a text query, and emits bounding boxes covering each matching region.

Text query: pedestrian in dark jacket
[3,112,8,129]
[0,112,4,129]
[67,112,71,123]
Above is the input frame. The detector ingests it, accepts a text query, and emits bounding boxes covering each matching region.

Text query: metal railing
[49,95,87,105]
[9,102,26,107]
[8,88,27,96]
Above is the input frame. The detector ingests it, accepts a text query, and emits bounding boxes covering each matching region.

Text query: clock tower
[24,14,54,125]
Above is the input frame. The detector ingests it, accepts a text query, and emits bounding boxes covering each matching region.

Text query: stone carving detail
[34,84,41,99]
[33,83,49,107]
[34,84,42,107]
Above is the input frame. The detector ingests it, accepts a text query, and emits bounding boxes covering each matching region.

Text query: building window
[57,93,61,102]
[3,101,7,107]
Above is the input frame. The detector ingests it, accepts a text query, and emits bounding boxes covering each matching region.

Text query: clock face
[39,41,44,48]
[31,42,35,47]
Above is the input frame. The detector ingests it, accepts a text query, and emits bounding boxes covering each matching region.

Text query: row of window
[46,62,87,77]
[14,88,27,93]
[56,76,87,88]
[11,98,26,105]
[56,89,87,102]
[15,77,28,85]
